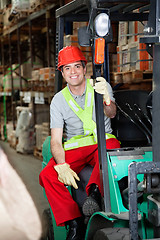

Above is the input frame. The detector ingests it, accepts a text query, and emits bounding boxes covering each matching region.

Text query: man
[39,45,120,240]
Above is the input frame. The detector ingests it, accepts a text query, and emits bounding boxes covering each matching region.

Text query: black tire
[93,228,130,240]
[41,208,54,240]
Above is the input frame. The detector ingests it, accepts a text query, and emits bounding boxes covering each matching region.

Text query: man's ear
[61,71,64,78]
[84,66,87,75]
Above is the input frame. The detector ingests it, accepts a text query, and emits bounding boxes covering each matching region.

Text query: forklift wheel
[93,228,130,240]
[41,208,54,240]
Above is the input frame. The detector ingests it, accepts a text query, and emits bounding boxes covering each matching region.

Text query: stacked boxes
[64,35,79,47]
[39,67,55,81]
[2,74,27,91]
[129,42,152,71]
[35,122,50,151]
[72,22,88,35]
[117,45,130,72]
[3,6,12,30]
[117,20,153,72]
[31,70,40,81]
[118,22,128,46]
[118,20,145,46]
[35,124,43,150]
[128,21,146,44]
[41,122,50,146]
[1,62,43,92]
[39,67,55,90]
[117,42,153,72]
[29,67,55,92]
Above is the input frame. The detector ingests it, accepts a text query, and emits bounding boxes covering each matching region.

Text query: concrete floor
[0,140,49,220]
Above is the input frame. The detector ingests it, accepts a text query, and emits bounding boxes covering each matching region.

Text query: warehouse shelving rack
[0,2,59,138]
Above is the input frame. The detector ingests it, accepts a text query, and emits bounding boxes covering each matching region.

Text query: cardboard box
[21,62,32,79]
[128,21,146,44]
[73,22,88,35]
[35,122,50,150]
[118,22,128,46]
[3,7,11,28]
[2,75,27,91]
[21,62,42,80]
[117,45,130,72]
[64,35,79,47]
[32,70,40,80]
[39,68,55,80]
[117,42,153,72]
[129,42,153,71]
[39,67,55,75]
[35,124,43,150]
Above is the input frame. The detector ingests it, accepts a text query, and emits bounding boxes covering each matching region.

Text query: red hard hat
[58,46,87,71]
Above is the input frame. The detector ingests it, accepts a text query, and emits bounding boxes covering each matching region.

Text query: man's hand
[54,163,80,189]
[90,77,111,105]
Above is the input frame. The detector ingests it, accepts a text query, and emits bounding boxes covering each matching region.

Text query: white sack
[0,148,42,240]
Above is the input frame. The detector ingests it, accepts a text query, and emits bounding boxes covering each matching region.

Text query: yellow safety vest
[62,79,116,150]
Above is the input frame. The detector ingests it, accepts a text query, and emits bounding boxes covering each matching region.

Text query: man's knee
[106,138,120,149]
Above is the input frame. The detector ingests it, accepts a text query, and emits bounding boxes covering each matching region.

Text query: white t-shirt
[50,80,115,141]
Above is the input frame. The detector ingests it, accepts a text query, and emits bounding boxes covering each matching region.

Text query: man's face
[62,61,86,87]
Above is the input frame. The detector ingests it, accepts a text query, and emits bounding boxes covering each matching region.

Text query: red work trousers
[39,138,120,226]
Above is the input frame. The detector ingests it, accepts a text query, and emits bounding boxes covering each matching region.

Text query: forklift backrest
[112,90,152,147]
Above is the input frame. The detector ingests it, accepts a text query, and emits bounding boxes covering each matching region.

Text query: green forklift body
[42,137,153,239]
[85,147,153,240]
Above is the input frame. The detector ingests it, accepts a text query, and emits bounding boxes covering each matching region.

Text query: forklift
[41,0,160,239]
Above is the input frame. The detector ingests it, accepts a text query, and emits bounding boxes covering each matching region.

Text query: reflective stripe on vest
[63,133,116,150]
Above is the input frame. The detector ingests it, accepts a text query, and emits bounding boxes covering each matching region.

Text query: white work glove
[54,163,80,189]
[90,77,111,105]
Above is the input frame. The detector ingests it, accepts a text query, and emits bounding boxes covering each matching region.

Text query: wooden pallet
[33,147,43,160]
[111,70,153,84]
[123,70,152,83]
[28,79,54,92]
[110,72,123,84]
